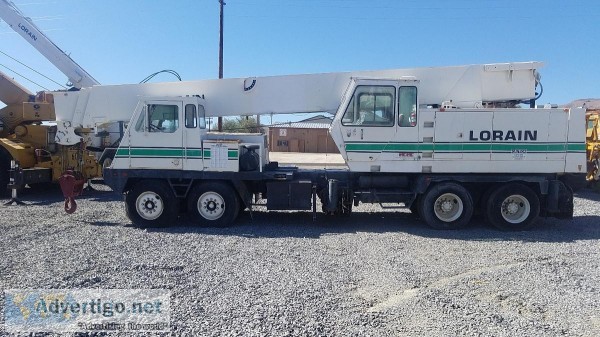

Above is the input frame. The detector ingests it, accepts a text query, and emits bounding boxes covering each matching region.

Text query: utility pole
[217,0,225,132]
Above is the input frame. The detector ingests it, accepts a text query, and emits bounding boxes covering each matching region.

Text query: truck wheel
[125,180,178,227]
[187,181,240,227]
[486,183,539,231]
[0,149,11,197]
[420,182,473,229]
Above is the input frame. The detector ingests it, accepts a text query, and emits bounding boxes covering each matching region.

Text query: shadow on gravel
[0,183,119,206]
[575,188,600,201]
[140,208,600,244]
[14,182,589,245]
[87,221,123,227]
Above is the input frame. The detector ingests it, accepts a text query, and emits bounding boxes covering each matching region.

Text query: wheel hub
[204,199,220,213]
[500,194,530,224]
[440,200,454,213]
[135,192,164,220]
[504,200,521,215]
[197,192,226,220]
[144,200,156,211]
[433,193,463,222]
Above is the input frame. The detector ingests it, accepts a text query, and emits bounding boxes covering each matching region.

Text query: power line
[0,63,50,90]
[228,14,554,21]
[0,49,67,89]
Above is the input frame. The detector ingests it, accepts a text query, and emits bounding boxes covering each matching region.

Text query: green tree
[222,116,262,133]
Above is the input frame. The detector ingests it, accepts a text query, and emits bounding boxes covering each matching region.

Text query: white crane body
[84,61,584,230]
[48,61,584,176]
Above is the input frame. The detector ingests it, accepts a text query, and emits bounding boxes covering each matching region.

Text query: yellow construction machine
[0,72,103,205]
[586,109,600,188]
[0,0,104,208]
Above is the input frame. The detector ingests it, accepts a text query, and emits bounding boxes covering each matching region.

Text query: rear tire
[0,148,11,197]
[125,180,178,227]
[187,181,240,227]
[486,183,540,231]
[420,182,473,229]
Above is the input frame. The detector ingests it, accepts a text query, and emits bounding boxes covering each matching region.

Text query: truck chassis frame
[104,164,574,231]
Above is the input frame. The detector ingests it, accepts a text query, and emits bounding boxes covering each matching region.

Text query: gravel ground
[0,184,599,336]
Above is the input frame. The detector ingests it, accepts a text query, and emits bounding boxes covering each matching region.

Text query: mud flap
[546,180,573,219]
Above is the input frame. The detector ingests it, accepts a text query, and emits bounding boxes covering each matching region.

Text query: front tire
[486,183,540,231]
[125,180,178,227]
[420,182,473,229]
[187,181,240,227]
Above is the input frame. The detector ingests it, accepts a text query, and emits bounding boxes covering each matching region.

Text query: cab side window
[148,104,179,133]
[134,106,147,132]
[342,86,395,126]
[198,105,207,129]
[185,104,197,128]
[398,86,417,127]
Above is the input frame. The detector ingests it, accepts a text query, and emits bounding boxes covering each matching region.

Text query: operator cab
[331,78,420,172]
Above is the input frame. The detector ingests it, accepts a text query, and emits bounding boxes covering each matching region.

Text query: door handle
[360,129,364,140]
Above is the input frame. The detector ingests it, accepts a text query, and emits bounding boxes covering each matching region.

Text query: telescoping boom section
[90,62,584,231]
[51,62,541,144]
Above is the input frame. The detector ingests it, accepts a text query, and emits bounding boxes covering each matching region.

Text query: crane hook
[64,197,77,214]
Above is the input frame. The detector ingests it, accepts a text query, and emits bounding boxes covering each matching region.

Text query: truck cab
[331,78,586,175]
[110,96,268,173]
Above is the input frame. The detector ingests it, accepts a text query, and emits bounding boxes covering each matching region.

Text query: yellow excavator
[586,109,600,189]
[0,0,103,205]
[0,71,57,193]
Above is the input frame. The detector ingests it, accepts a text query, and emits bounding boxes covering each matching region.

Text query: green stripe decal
[345,142,586,153]
[345,143,423,151]
[567,143,586,152]
[115,148,128,156]
[130,148,183,156]
[202,149,239,159]
[185,149,202,157]
[114,147,239,159]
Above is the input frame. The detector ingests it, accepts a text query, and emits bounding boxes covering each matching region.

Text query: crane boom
[0,0,99,89]
[52,61,542,130]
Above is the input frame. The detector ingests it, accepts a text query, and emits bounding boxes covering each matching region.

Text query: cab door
[393,84,420,163]
[340,80,398,166]
[182,102,207,171]
[128,101,184,170]
[340,80,420,171]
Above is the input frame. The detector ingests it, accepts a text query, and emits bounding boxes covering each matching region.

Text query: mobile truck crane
[44,62,584,231]
[0,1,586,230]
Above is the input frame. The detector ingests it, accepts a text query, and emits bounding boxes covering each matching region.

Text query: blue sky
[1,0,599,121]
